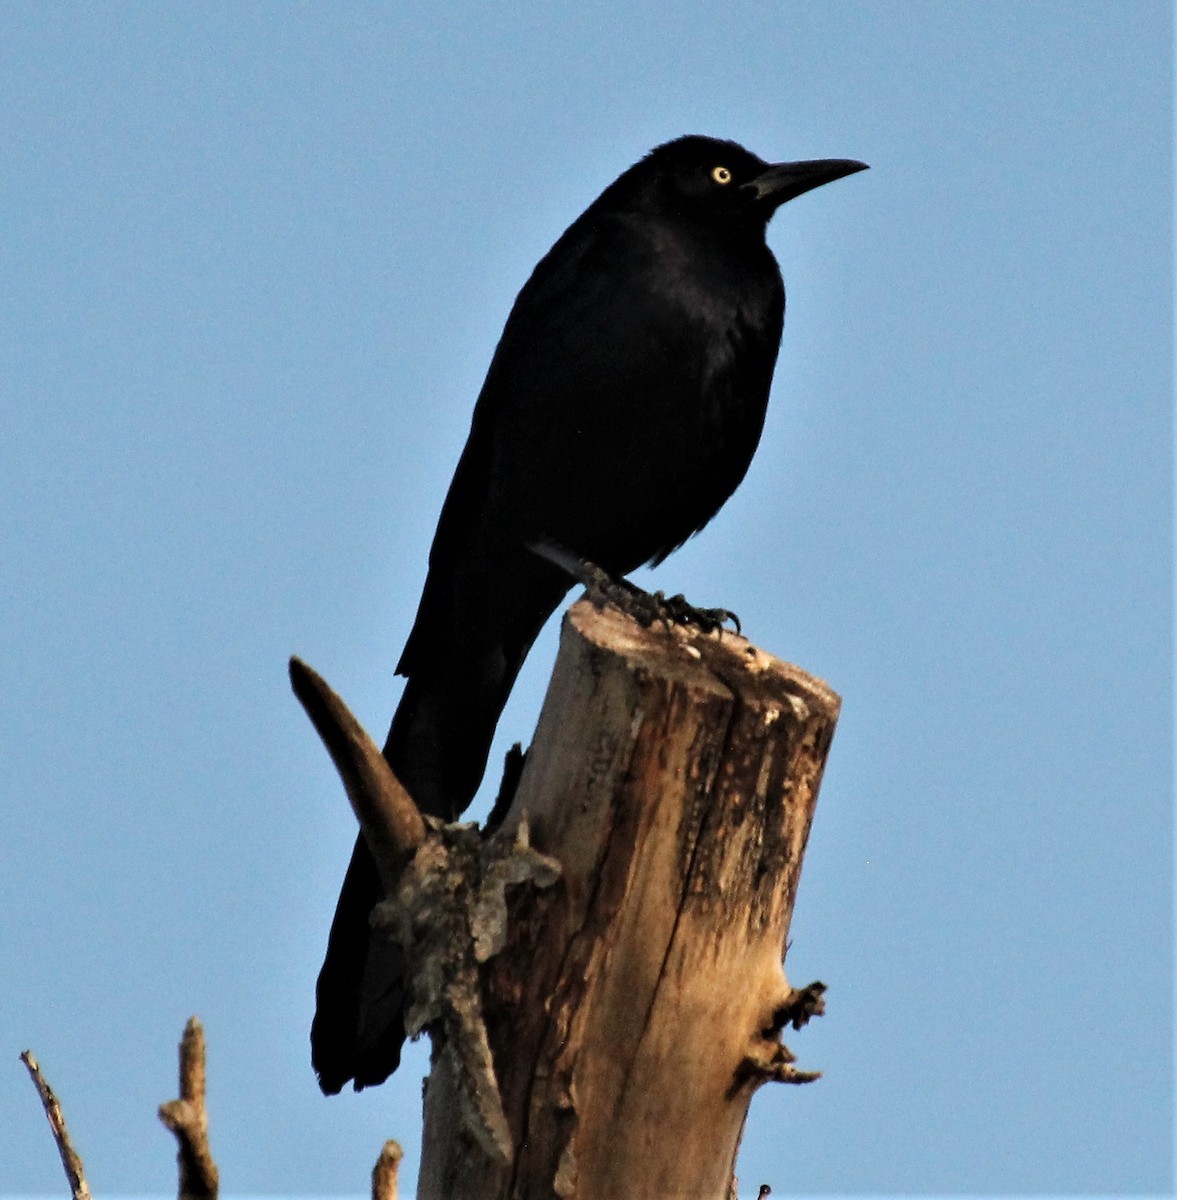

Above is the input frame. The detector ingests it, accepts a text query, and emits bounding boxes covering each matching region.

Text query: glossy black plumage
[312,135,866,1093]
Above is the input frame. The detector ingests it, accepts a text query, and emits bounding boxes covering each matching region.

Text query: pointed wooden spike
[290,657,426,887]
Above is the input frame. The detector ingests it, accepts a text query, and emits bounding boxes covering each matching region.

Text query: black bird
[312,135,866,1093]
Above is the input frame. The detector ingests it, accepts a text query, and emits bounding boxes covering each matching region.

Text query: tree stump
[415,601,839,1199]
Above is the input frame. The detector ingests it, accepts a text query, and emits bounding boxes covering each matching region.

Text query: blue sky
[2,2,1171,1195]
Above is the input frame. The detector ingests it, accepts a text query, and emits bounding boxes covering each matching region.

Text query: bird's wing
[428,214,729,561]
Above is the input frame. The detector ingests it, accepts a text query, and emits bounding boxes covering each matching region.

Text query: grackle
[312,135,866,1093]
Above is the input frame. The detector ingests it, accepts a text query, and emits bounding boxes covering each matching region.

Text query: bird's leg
[530,539,665,626]
[529,540,740,634]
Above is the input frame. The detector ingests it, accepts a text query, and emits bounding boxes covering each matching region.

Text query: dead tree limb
[297,598,839,1199]
[372,1140,404,1200]
[290,657,425,886]
[158,1017,219,1200]
[19,1050,93,1200]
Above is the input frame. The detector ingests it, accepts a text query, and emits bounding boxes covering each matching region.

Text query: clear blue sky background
[2,3,1171,1196]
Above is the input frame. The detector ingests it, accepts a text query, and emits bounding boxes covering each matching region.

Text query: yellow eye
[711,165,733,185]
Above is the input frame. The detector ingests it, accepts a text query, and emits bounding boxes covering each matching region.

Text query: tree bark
[417,600,839,1200]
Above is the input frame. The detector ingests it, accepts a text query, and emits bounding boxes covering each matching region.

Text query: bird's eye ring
[711,165,733,185]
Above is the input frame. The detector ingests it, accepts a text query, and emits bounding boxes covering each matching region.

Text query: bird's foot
[650,591,741,635]
[529,539,739,634]
[580,568,665,628]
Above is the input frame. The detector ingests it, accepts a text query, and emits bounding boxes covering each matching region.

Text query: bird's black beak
[743,158,869,208]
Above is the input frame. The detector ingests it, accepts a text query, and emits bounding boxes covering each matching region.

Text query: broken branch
[19,1050,92,1200]
[372,1139,403,1200]
[290,656,426,888]
[158,1017,219,1200]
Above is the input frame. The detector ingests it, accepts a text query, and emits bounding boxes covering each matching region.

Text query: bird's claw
[651,592,741,635]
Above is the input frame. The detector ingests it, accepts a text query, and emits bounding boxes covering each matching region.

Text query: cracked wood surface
[419,600,839,1200]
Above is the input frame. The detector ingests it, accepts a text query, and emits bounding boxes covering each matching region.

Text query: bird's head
[609,135,867,232]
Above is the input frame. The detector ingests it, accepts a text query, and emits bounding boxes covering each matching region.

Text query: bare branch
[730,1042,823,1096]
[158,1017,219,1200]
[290,656,426,888]
[19,1050,92,1200]
[372,1140,403,1200]
[768,981,827,1034]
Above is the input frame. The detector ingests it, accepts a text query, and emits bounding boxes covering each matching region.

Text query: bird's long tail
[310,657,510,1092]
[311,563,571,1092]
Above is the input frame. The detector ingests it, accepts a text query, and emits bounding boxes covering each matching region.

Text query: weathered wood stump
[294,598,840,1200]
